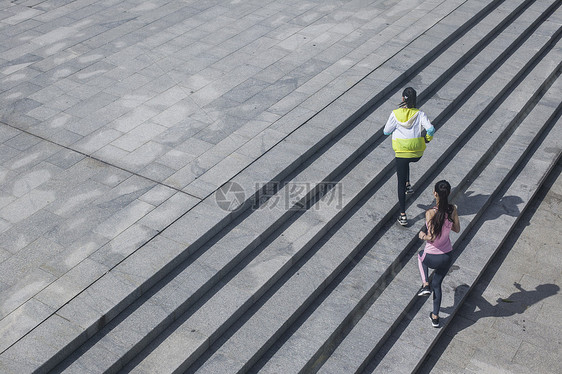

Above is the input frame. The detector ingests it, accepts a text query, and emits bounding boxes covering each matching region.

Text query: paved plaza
[0,0,560,372]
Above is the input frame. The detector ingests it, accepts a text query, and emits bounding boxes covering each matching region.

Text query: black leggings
[396,156,421,213]
[418,250,452,316]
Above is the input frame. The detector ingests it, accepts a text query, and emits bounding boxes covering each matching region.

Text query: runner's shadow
[453,190,523,219]
[442,282,559,331]
[413,190,524,227]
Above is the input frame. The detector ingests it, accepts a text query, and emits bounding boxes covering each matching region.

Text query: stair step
[3,1,557,373]
[119,5,562,374]
[219,31,562,374]
[321,68,562,374]
[0,0,480,372]
[259,5,562,371]
[35,1,512,373]
[367,97,562,374]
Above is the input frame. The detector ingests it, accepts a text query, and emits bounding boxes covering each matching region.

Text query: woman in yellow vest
[383,87,435,226]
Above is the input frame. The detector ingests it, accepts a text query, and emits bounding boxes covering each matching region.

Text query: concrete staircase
[2,0,560,373]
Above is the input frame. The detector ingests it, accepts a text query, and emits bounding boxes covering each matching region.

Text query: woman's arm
[383,112,396,135]
[451,205,461,233]
[420,111,435,136]
[418,210,436,241]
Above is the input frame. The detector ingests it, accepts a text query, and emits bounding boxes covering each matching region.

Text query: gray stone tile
[24,104,60,121]
[237,128,286,159]
[45,128,83,147]
[0,206,64,253]
[93,198,155,239]
[111,234,187,293]
[110,122,167,152]
[64,91,118,119]
[0,126,21,144]
[154,149,195,171]
[40,231,109,277]
[88,165,131,188]
[56,268,139,332]
[266,86,309,115]
[137,192,199,232]
[44,94,82,112]
[4,141,59,173]
[35,258,109,310]
[267,106,315,134]
[0,267,57,320]
[72,128,124,155]
[92,143,130,163]
[222,78,270,103]
[137,184,176,206]
[138,161,177,182]
[0,313,84,374]
[45,149,85,170]
[160,199,229,247]
[163,159,211,190]
[3,131,41,151]
[59,341,122,374]
[110,105,160,133]
[88,223,158,269]
[118,141,171,173]
[0,297,54,353]
[0,236,64,285]
[194,151,253,186]
[0,188,56,224]
[129,325,208,374]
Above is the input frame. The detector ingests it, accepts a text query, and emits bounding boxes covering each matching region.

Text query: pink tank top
[424,208,453,254]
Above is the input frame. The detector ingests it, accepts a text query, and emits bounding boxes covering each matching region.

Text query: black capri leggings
[396,156,421,213]
[418,250,452,316]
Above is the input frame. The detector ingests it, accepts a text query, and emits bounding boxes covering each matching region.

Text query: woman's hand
[418,231,426,240]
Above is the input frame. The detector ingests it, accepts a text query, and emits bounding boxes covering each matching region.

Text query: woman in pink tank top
[417,180,461,327]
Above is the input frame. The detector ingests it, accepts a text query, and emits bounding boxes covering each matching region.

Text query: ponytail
[429,180,454,239]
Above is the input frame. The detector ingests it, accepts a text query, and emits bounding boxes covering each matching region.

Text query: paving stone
[92,139,132,159]
[92,199,154,239]
[0,297,54,353]
[110,122,168,153]
[184,152,254,197]
[4,141,59,173]
[131,327,208,374]
[3,131,41,151]
[0,267,56,320]
[0,313,84,374]
[160,199,230,247]
[136,192,198,231]
[35,257,109,310]
[72,128,124,155]
[0,235,64,284]
[0,187,55,223]
[137,184,176,206]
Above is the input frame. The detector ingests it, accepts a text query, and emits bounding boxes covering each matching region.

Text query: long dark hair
[399,87,417,108]
[430,180,454,239]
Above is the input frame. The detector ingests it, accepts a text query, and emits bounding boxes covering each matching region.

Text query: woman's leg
[396,158,408,214]
[406,156,421,186]
[396,157,421,214]
[427,254,452,316]
[418,250,429,284]
[431,269,446,316]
